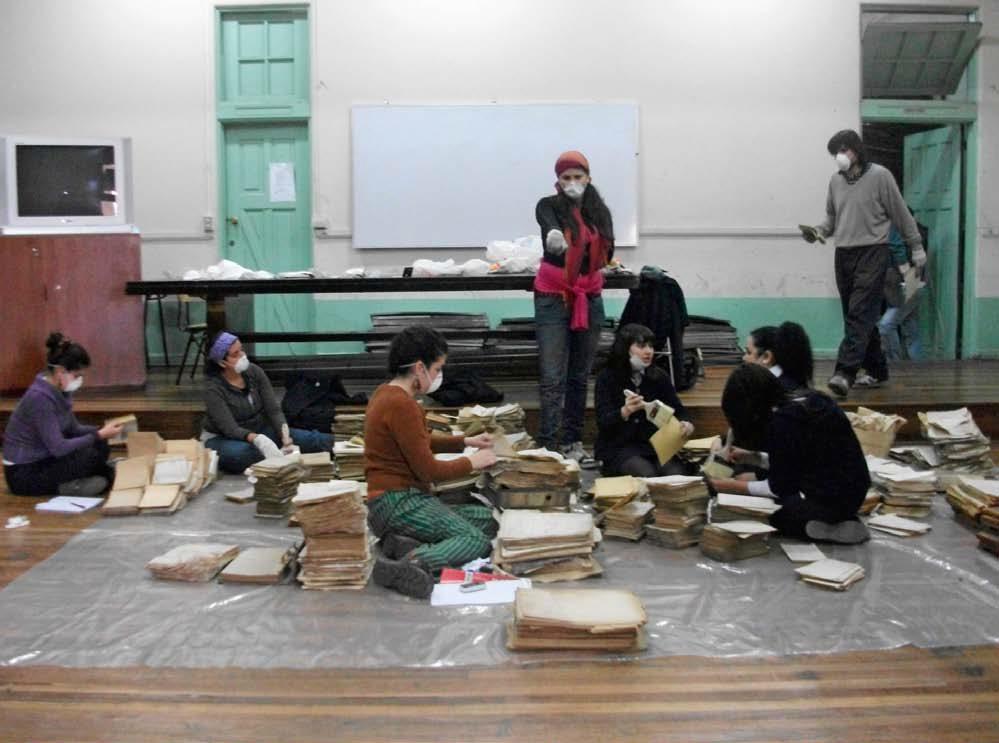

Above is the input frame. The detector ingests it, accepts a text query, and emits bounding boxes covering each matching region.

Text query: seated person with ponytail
[594,323,694,477]
[364,326,498,599]
[708,364,870,544]
[742,321,815,393]
[3,333,121,497]
[201,331,333,474]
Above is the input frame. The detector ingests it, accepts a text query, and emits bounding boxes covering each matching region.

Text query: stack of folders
[103,439,217,516]
[482,449,580,510]
[293,480,373,590]
[699,520,776,561]
[300,451,335,483]
[889,444,939,470]
[711,492,782,524]
[919,408,994,475]
[333,439,366,481]
[219,546,299,584]
[859,487,883,515]
[493,510,602,582]
[456,403,527,436]
[592,475,645,512]
[794,558,865,591]
[146,543,240,582]
[602,500,655,541]
[506,587,646,651]
[976,507,999,557]
[250,455,307,518]
[872,463,938,518]
[866,513,932,537]
[945,476,999,525]
[333,413,366,440]
[643,475,710,548]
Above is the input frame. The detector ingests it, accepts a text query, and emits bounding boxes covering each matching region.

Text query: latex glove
[910,247,927,268]
[798,224,826,244]
[280,423,293,450]
[680,421,695,438]
[546,229,568,255]
[252,434,282,460]
[464,433,494,449]
[467,448,498,470]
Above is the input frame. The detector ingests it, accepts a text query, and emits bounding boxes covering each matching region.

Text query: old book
[113,457,151,491]
[219,546,297,584]
[102,487,144,516]
[146,543,240,582]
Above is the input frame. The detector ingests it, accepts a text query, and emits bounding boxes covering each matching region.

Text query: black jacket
[619,266,689,387]
[535,194,613,274]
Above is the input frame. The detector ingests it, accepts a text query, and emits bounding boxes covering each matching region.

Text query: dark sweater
[766,391,870,518]
[2,374,98,464]
[594,365,688,469]
[535,194,613,273]
[203,363,286,441]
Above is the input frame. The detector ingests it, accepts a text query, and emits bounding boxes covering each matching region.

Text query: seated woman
[708,364,870,544]
[594,323,694,477]
[742,322,814,393]
[202,331,333,474]
[3,333,121,497]
[364,325,498,599]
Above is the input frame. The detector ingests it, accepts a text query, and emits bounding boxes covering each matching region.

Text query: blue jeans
[205,425,333,474]
[534,292,605,449]
[878,297,922,361]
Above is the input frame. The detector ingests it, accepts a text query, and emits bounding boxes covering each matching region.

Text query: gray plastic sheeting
[1,477,998,669]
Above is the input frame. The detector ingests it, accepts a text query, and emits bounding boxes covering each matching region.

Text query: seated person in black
[708,364,870,544]
[742,321,815,394]
[594,323,694,477]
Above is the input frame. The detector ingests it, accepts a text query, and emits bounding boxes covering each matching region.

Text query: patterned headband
[207,332,238,363]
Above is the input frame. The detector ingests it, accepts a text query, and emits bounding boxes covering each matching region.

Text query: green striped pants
[367,488,496,574]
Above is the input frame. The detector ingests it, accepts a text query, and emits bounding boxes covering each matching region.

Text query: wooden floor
[2,360,999,740]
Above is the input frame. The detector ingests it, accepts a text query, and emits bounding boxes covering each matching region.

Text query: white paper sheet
[430,578,531,607]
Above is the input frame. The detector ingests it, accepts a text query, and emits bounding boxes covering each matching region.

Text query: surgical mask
[233,355,250,373]
[629,354,651,372]
[64,375,83,393]
[425,367,443,394]
[562,182,586,200]
[835,153,852,171]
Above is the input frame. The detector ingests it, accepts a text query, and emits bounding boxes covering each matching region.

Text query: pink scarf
[535,262,604,330]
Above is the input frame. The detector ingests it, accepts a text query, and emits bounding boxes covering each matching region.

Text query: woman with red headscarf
[533,150,615,465]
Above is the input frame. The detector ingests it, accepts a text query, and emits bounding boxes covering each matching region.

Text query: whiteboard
[351,103,639,249]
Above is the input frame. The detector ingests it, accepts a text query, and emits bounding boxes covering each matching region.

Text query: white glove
[252,434,282,460]
[546,229,568,255]
[910,247,927,268]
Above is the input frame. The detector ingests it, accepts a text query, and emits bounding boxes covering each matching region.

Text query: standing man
[802,129,925,397]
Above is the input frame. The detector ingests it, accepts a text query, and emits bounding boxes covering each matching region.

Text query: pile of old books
[602,500,655,541]
[333,438,366,481]
[977,506,999,557]
[866,513,932,537]
[711,492,781,524]
[644,475,710,548]
[889,444,940,470]
[300,451,335,483]
[919,407,994,475]
[293,480,373,590]
[220,546,299,584]
[945,476,999,526]
[493,509,601,582]
[794,558,865,591]
[146,543,240,582]
[506,587,646,651]
[868,460,938,518]
[250,455,306,518]
[700,520,776,561]
[456,403,527,435]
[592,475,645,512]
[481,449,580,510]
[333,413,366,440]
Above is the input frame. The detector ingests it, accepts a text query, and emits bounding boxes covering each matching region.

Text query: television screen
[15,144,117,217]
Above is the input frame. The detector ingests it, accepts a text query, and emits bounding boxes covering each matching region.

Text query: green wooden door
[903,126,962,359]
[223,122,313,356]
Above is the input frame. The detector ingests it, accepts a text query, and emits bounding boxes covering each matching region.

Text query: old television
[0,135,134,234]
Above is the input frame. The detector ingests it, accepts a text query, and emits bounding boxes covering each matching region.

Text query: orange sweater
[363,383,471,499]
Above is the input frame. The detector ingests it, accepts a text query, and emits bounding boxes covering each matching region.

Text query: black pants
[612,452,690,478]
[4,440,111,496]
[834,244,890,380]
[769,492,857,540]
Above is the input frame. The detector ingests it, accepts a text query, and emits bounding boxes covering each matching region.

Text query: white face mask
[424,366,443,394]
[64,375,83,393]
[835,152,852,171]
[629,354,651,372]
[233,355,250,373]
[562,182,586,200]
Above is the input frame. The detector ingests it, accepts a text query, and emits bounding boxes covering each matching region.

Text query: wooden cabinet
[0,234,145,394]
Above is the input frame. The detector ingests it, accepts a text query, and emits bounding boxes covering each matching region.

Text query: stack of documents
[456,403,526,435]
[945,476,999,523]
[333,413,366,440]
[779,541,827,563]
[644,475,711,548]
[250,455,306,518]
[300,451,335,483]
[859,487,882,515]
[681,435,721,463]
[869,461,938,518]
[430,451,480,499]
[602,500,655,541]
[220,546,298,584]
[493,510,602,582]
[138,483,186,515]
[889,444,939,470]
[103,439,215,516]
[593,475,645,511]
[481,449,580,510]
[293,480,373,589]
[846,407,907,457]
[794,558,865,591]
[506,587,646,651]
[146,543,240,582]
[700,521,776,561]
[867,513,932,537]
[333,438,366,480]
[711,492,781,524]
[976,507,999,557]
[919,408,994,474]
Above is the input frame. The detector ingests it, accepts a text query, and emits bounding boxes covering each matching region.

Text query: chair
[142,293,170,368]
[175,295,208,385]
[653,337,675,387]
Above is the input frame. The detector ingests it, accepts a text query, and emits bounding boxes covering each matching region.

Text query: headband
[208,332,239,363]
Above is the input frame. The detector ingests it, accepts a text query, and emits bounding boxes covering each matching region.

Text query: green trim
[963,121,979,357]
[860,99,976,124]
[972,299,999,357]
[217,103,310,122]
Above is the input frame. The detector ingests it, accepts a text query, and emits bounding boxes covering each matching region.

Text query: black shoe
[381,533,423,560]
[805,519,870,545]
[57,476,109,498]
[372,557,434,599]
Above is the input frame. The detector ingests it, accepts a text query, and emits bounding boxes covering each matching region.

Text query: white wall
[0,0,996,301]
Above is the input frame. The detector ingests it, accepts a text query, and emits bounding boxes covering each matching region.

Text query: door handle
[228,216,239,226]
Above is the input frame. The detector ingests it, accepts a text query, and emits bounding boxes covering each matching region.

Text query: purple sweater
[2,374,98,464]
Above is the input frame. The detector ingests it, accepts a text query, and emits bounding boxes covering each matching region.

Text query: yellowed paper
[650,416,685,465]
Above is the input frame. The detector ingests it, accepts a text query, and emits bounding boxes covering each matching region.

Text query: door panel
[903,125,961,359]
